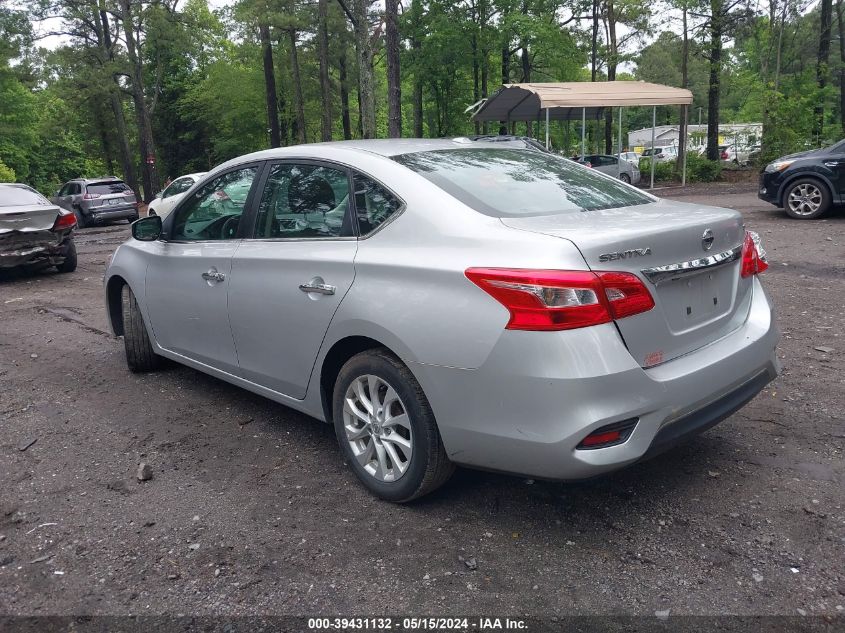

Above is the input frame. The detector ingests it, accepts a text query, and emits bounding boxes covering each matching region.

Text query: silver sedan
[104,139,779,502]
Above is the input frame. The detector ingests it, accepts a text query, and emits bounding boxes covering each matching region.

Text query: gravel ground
[0,183,843,620]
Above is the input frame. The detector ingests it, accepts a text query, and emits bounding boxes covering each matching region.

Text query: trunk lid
[501,199,753,367]
[0,204,61,234]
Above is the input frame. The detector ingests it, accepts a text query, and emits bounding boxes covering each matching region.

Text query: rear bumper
[84,205,137,222]
[0,231,73,269]
[411,276,779,480]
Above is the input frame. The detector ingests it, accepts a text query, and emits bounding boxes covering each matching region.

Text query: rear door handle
[202,270,225,282]
[299,282,336,295]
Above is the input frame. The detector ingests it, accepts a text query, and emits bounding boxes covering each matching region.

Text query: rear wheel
[784,178,831,219]
[121,285,162,372]
[73,208,89,228]
[55,240,77,273]
[619,173,631,184]
[332,349,453,502]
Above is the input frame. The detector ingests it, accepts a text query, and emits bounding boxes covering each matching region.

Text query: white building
[628,123,762,152]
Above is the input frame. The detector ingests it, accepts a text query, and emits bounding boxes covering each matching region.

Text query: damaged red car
[0,183,77,273]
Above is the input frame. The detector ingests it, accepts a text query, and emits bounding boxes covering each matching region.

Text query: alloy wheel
[787,183,822,216]
[342,374,413,482]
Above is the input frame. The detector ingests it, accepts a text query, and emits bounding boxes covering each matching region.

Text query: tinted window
[254,163,351,239]
[87,181,129,195]
[172,166,258,241]
[393,148,651,217]
[0,185,51,207]
[353,173,402,235]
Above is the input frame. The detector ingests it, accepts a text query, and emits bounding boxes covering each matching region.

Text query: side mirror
[132,215,162,241]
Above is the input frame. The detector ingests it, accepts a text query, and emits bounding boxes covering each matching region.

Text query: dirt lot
[0,183,843,620]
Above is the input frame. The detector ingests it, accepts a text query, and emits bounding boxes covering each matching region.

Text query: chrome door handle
[824,160,839,167]
[202,270,225,282]
[299,282,336,295]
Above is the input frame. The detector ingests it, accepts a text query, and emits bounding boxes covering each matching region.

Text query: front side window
[254,163,351,239]
[393,148,651,217]
[353,173,402,235]
[171,166,258,241]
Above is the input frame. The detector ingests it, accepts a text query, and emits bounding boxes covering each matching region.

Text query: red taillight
[464,268,655,331]
[82,193,100,200]
[720,150,729,160]
[740,230,768,277]
[52,211,77,231]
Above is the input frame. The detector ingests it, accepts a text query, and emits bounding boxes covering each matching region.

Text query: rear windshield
[0,185,50,207]
[392,148,651,216]
[86,181,130,195]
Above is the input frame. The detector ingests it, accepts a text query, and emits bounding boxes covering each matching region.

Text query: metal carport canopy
[472,81,693,122]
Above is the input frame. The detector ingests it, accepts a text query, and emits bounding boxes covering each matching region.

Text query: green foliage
[0,158,15,182]
[684,152,722,182]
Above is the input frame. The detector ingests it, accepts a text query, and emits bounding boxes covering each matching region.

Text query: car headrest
[288,174,336,215]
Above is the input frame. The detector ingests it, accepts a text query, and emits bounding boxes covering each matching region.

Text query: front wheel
[332,349,454,502]
[784,178,831,219]
[121,285,162,373]
[73,208,89,228]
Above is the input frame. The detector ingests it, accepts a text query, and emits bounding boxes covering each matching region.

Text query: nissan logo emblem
[702,229,714,251]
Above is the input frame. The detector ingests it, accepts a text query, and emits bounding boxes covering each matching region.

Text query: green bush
[638,153,722,184]
[0,159,15,182]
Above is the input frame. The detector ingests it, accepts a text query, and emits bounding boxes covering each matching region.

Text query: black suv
[51,177,138,227]
[759,139,845,219]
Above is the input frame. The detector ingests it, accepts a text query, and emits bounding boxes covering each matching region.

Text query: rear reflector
[52,211,77,231]
[465,268,654,331]
[577,418,638,450]
[740,230,769,277]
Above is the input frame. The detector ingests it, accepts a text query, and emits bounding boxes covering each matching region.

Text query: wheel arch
[105,274,128,336]
[319,335,405,424]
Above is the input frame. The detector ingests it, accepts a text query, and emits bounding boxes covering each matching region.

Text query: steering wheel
[220,216,240,240]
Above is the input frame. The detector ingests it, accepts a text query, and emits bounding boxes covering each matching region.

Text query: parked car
[52,177,138,228]
[617,151,640,167]
[1,183,77,272]
[105,139,779,502]
[581,154,641,184]
[759,138,845,219]
[641,145,678,162]
[147,172,206,220]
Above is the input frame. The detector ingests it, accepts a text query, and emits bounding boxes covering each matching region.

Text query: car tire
[619,173,631,184]
[128,214,139,224]
[783,178,831,220]
[55,240,77,273]
[73,208,89,228]
[148,209,157,216]
[332,349,454,502]
[121,285,162,373]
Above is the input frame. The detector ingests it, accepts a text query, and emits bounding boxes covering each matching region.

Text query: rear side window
[353,173,402,235]
[86,181,129,195]
[0,186,50,207]
[393,148,651,217]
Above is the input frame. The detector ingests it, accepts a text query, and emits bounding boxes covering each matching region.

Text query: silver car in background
[52,176,138,228]
[581,153,641,184]
[104,139,779,502]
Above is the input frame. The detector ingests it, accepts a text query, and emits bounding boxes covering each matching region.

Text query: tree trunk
[706,0,723,161]
[118,0,157,201]
[352,0,376,138]
[604,0,617,154]
[385,0,402,137]
[260,23,282,148]
[591,0,598,82]
[500,45,510,133]
[97,2,138,198]
[317,0,333,142]
[677,4,689,169]
[814,0,833,144]
[472,29,480,135]
[288,29,307,144]
[338,51,353,140]
[837,0,845,134]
